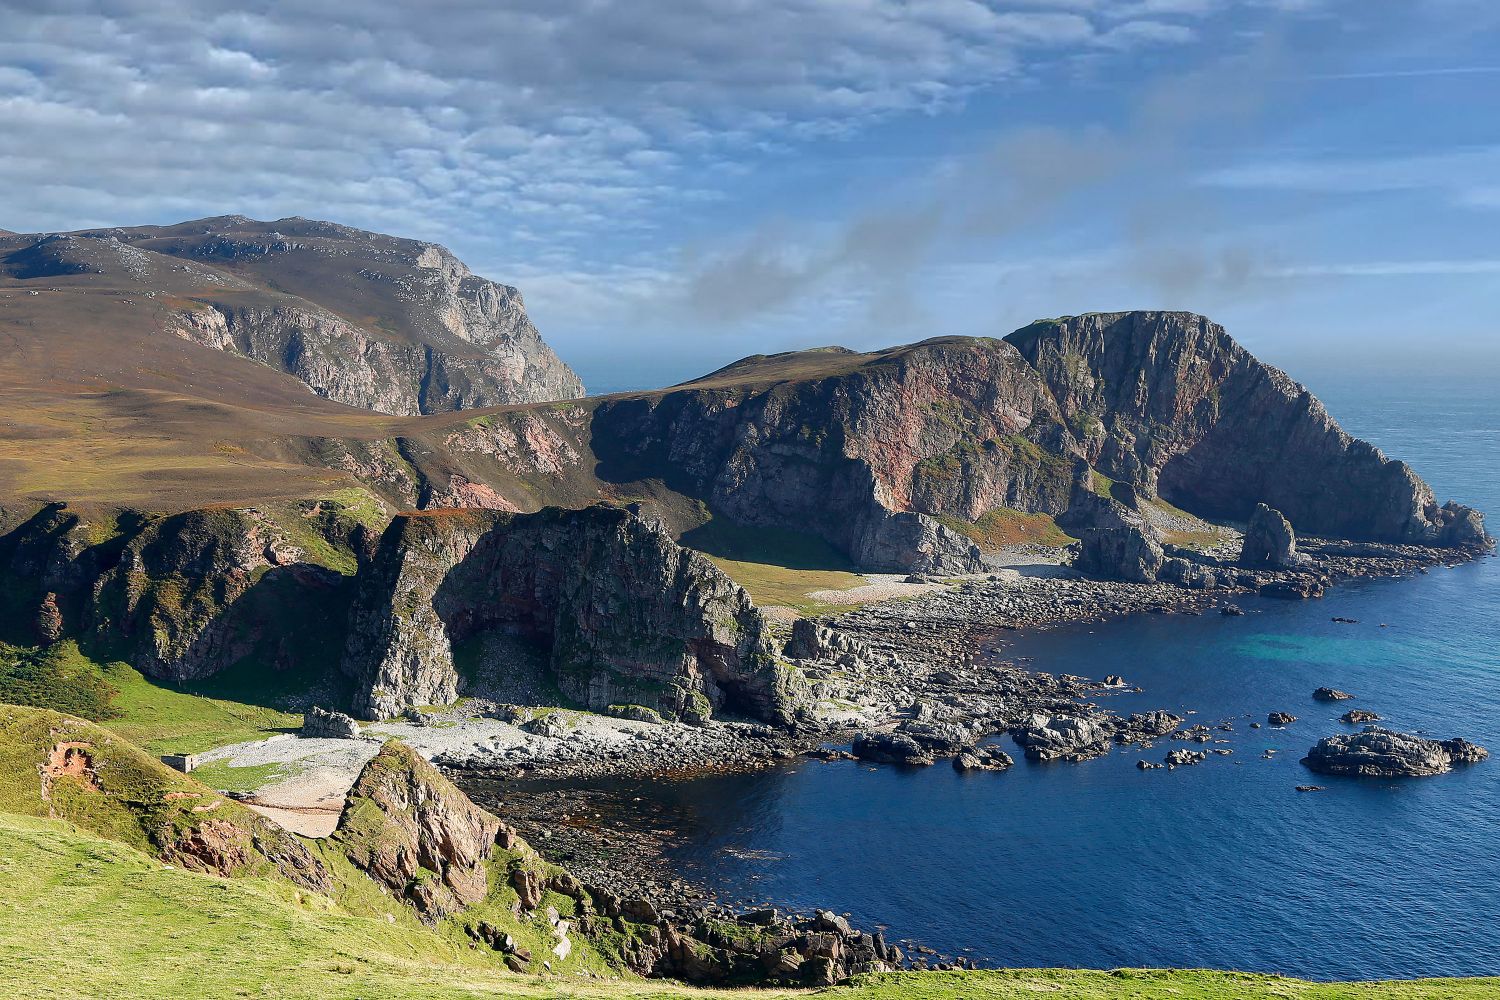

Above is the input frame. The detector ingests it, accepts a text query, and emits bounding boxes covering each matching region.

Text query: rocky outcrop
[337,741,506,920]
[26,216,583,415]
[1075,522,1165,583]
[302,706,361,739]
[341,505,810,725]
[589,337,1071,573]
[0,498,374,684]
[1241,503,1307,568]
[1006,312,1490,549]
[1010,713,1113,762]
[1301,726,1489,777]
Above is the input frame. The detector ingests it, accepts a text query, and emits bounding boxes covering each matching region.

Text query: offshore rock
[1241,503,1308,569]
[1301,726,1488,778]
[341,505,810,725]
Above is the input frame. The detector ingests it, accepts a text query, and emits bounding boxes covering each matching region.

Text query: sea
[504,374,1500,980]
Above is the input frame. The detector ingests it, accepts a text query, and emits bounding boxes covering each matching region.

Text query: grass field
[2,812,1495,1000]
[0,641,300,755]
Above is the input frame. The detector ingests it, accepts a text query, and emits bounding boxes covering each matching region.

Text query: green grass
[704,556,868,615]
[0,642,119,720]
[681,516,857,571]
[1,813,1497,1000]
[936,509,1077,550]
[189,758,297,793]
[2,640,302,756]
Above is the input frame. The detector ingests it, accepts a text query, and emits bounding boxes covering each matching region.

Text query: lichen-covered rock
[1241,503,1308,568]
[341,505,811,725]
[335,740,506,920]
[1301,726,1488,777]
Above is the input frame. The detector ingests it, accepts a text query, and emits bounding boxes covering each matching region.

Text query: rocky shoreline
[437,537,1488,941]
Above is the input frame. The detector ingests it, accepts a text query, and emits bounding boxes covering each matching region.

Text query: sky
[2,1,1498,392]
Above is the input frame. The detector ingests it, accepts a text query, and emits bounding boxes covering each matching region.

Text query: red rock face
[1008,312,1488,546]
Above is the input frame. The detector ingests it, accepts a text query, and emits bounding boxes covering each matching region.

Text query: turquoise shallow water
[570,374,1500,980]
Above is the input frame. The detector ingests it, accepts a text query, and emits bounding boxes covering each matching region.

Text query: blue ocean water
[599,374,1500,980]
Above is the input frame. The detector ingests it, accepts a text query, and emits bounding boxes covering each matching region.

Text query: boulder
[952,747,1014,772]
[1341,709,1380,724]
[1240,503,1309,569]
[302,705,361,739]
[1301,726,1488,777]
[1313,687,1355,702]
[1267,712,1297,726]
[1074,522,1165,583]
[851,732,933,766]
[1164,749,1207,768]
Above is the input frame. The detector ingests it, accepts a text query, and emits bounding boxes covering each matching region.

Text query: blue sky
[2,1,1497,391]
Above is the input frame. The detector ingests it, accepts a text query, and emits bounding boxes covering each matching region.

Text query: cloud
[0,0,1222,256]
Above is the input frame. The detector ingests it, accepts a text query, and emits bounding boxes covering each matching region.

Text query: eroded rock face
[337,740,505,920]
[122,216,584,414]
[1241,503,1308,568]
[1301,726,1489,778]
[341,505,810,725]
[1006,312,1490,548]
[589,338,1069,573]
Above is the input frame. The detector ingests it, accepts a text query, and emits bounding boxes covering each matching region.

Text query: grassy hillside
[0,705,1495,1000]
[0,641,301,755]
[2,813,1496,1000]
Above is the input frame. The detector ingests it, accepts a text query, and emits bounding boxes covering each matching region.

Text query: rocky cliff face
[590,339,1068,573]
[6,216,584,415]
[1005,312,1489,548]
[586,317,1486,575]
[341,505,810,724]
[0,499,368,684]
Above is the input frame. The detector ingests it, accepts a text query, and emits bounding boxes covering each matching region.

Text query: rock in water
[1341,709,1381,724]
[1301,726,1489,777]
[852,732,934,766]
[1268,712,1297,726]
[1164,749,1207,768]
[1010,714,1112,762]
[1240,503,1309,569]
[1313,687,1355,702]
